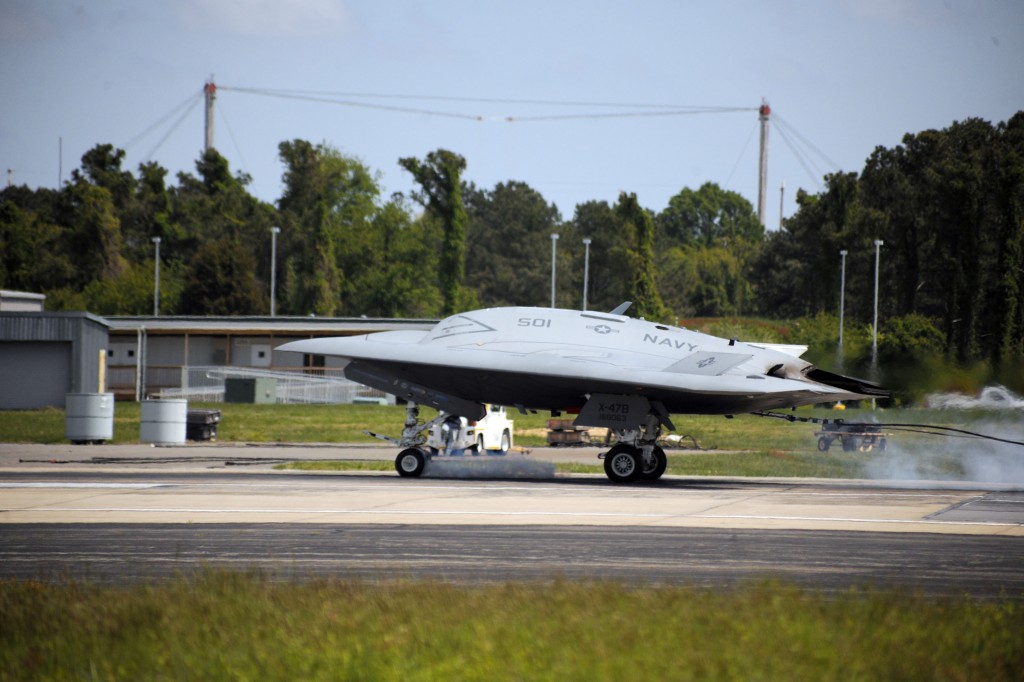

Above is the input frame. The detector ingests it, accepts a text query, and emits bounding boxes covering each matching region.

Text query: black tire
[640,445,668,480]
[395,448,426,477]
[842,437,857,452]
[473,435,484,455]
[817,437,831,452]
[499,430,511,454]
[604,444,642,483]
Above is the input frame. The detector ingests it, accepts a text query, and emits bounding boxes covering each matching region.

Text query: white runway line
[8,506,1018,528]
[0,483,166,489]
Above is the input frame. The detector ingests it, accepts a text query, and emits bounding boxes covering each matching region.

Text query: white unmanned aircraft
[277,303,888,483]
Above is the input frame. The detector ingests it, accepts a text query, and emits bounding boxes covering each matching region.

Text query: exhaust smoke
[423,455,556,480]
[865,386,1024,485]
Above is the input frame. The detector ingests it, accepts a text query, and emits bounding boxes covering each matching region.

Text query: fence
[155,366,393,405]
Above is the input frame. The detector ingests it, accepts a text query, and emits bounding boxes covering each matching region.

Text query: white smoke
[423,455,557,480]
[925,384,1024,410]
[865,386,1024,485]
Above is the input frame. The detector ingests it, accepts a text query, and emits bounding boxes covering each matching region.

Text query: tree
[989,112,1024,362]
[178,237,263,315]
[120,161,174,263]
[658,181,763,248]
[72,144,136,209]
[277,140,380,316]
[657,183,762,318]
[0,188,74,295]
[662,246,748,317]
[171,149,277,315]
[399,150,468,315]
[65,183,128,284]
[616,192,669,322]
[751,173,858,319]
[567,200,632,312]
[854,119,1004,361]
[464,181,562,307]
[777,112,1024,369]
[347,197,443,317]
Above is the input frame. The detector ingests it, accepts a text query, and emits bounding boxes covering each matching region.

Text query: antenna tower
[204,78,217,152]
[757,100,770,227]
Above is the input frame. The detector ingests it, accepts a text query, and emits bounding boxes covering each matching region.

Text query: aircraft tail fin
[806,368,891,399]
[608,301,632,315]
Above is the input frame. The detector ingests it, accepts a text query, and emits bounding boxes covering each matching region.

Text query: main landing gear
[602,412,668,483]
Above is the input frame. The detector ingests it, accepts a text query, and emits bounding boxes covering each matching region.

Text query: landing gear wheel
[640,445,668,480]
[604,444,642,483]
[395,448,426,477]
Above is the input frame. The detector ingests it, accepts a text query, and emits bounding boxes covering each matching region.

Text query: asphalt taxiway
[1,443,1022,597]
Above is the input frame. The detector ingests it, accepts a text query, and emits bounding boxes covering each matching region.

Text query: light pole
[582,238,592,311]
[270,226,281,316]
[872,239,884,409]
[872,239,883,364]
[550,233,559,308]
[779,180,785,230]
[838,249,848,353]
[151,236,161,317]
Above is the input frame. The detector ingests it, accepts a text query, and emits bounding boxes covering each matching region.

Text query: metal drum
[65,393,115,444]
[140,399,187,444]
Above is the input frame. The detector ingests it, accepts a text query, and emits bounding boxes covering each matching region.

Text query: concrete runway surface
[2,443,1023,597]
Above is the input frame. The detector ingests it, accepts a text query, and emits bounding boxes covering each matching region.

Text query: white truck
[426,404,514,455]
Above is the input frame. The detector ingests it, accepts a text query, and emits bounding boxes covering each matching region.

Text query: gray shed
[0,312,110,409]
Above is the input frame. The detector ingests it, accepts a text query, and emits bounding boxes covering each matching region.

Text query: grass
[5,406,1022,678]
[665,449,869,478]
[281,459,396,473]
[2,572,1021,681]
[0,402,952,448]
[0,403,541,445]
[5,402,1014,480]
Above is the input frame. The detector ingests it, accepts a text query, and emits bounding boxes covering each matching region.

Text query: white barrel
[140,399,187,444]
[65,393,115,443]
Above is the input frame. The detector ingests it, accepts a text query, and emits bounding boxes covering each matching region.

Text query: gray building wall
[0,312,110,408]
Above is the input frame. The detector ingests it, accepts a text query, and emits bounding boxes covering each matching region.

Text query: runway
[2,444,1023,597]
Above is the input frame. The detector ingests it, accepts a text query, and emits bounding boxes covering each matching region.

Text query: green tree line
[2,113,1022,393]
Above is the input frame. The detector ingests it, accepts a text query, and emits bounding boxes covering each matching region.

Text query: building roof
[105,315,438,336]
[0,310,109,329]
[0,289,46,312]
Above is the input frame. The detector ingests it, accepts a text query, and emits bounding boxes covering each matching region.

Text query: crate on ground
[546,418,591,446]
[186,409,221,441]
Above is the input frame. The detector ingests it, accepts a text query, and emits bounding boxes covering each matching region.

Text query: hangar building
[0,311,110,409]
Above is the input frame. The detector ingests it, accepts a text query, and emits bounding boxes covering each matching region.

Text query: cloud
[176,0,349,37]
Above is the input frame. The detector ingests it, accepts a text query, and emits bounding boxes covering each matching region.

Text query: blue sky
[2,0,1021,229]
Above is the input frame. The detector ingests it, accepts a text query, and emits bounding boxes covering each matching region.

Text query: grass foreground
[4,405,1023,678]
[3,572,1022,682]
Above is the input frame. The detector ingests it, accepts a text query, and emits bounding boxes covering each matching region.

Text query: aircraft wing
[277,310,884,419]
[278,306,893,483]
